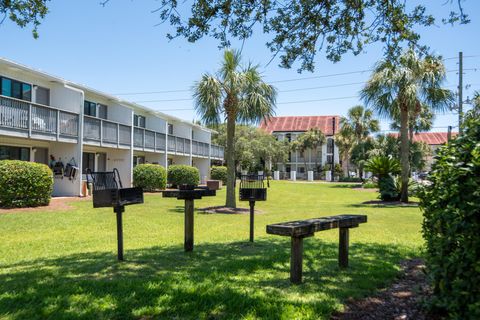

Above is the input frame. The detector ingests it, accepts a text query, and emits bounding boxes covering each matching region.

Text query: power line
[110,55,480,96]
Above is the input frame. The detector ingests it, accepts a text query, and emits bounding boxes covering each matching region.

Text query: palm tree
[335,129,355,177]
[340,105,380,179]
[361,49,453,202]
[193,49,277,208]
[292,128,326,175]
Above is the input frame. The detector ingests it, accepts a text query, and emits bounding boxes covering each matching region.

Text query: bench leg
[184,199,194,252]
[291,236,304,284]
[114,206,125,261]
[339,227,349,268]
[249,201,255,242]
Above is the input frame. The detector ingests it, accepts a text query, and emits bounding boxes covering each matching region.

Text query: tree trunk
[225,112,237,208]
[400,107,410,203]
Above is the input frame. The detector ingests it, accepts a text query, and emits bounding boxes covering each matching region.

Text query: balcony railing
[192,140,209,157]
[133,127,166,151]
[83,115,131,146]
[210,145,224,159]
[0,95,79,138]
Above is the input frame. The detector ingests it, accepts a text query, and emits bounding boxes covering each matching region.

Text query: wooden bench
[266,214,367,284]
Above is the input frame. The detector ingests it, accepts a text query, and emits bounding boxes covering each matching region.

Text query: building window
[0,145,30,161]
[299,167,305,173]
[0,77,32,101]
[286,133,291,142]
[327,138,334,154]
[167,158,173,166]
[168,124,173,135]
[34,86,50,105]
[133,155,145,167]
[82,152,95,174]
[327,155,333,165]
[84,100,97,117]
[98,104,108,120]
[134,114,146,128]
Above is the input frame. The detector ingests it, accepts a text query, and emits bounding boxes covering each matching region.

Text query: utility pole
[458,51,463,135]
[331,117,336,182]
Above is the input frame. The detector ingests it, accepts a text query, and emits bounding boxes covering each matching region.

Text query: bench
[266,214,367,284]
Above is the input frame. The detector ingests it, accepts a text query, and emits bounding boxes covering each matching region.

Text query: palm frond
[193,74,223,125]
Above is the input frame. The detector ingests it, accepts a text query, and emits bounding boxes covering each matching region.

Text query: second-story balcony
[210,145,224,160]
[192,140,209,157]
[0,95,79,143]
[133,127,166,152]
[83,115,131,148]
[167,135,191,155]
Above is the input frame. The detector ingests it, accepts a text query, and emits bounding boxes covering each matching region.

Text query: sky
[1,1,479,133]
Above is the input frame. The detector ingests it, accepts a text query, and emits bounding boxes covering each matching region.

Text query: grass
[0,181,423,319]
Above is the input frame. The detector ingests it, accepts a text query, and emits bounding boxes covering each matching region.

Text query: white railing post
[100,119,103,146]
[154,131,157,151]
[28,103,32,137]
[56,110,60,140]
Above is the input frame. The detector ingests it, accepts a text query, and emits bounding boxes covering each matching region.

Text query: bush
[210,166,227,184]
[362,178,377,189]
[420,108,480,319]
[133,164,166,192]
[339,176,363,183]
[0,160,53,208]
[377,175,399,201]
[168,165,200,187]
[365,155,401,201]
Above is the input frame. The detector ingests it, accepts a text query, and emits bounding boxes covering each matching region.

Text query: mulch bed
[331,258,435,320]
[198,206,263,214]
[361,200,419,207]
[0,197,88,214]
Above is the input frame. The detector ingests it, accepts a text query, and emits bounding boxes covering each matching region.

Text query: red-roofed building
[260,116,341,180]
[390,132,458,170]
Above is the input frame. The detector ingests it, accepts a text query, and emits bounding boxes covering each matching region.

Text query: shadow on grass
[0,239,415,320]
[329,184,363,189]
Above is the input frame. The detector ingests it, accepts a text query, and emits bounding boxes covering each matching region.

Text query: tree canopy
[1,0,49,38]
[212,124,289,172]
[156,0,469,72]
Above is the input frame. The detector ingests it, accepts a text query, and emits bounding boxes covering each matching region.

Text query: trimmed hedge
[210,166,227,184]
[420,108,480,319]
[167,165,200,187]
[133,164,167,192]
[0,160,53,208]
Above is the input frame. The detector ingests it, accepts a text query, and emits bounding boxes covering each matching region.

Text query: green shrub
[377,175,399,201]
[0,160,53,208]
[362,178,377,189]
[420,107,480,319]
[167,165,200,187]
[210,166,227,184]
[133,164,166,192]
[365,156,401,201]
[339,176,362,183]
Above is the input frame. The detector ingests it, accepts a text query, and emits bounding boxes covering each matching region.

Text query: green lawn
[0,181,423,319]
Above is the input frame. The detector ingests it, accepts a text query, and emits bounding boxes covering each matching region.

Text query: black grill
[239,174,267,201]
[88,168,143,208]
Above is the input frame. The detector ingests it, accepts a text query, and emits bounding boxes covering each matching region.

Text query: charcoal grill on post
[239,174,268,242]
[88,168,143,261]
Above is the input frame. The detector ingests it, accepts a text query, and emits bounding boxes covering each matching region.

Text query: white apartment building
[259,116,340,179]
[0,58,224,196]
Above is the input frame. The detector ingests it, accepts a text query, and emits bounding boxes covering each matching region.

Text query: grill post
[184,199,194,252]
[114,205,125,261]
[249,200,255,242]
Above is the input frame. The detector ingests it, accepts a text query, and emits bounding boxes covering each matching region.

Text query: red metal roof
[390,132,458,145]
[259,116,341,135]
